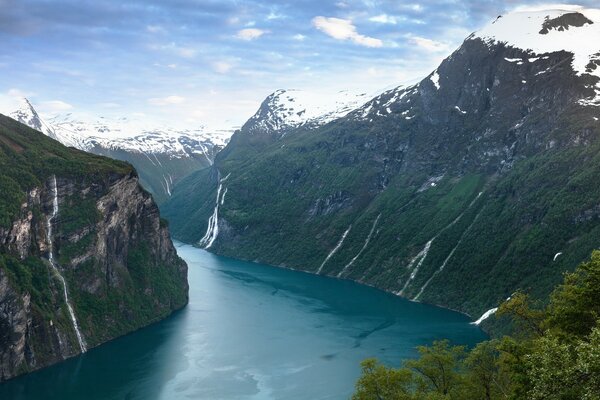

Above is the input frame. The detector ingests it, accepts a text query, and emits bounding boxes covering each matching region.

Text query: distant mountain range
[7,89,371,204]
[8,98,230,204]
[162,7,600,327]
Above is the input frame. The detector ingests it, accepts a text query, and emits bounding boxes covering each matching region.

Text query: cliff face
[0,115,188,381]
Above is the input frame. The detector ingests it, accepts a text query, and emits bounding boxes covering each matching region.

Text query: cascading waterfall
[316,225,352,274]
[46,175,87,353]
[399,191,483,296]
[397,239,433,295]
[413,208,484,301]
[337,214,381,278]
[220,187,228,206]
[472,307,498,325]
[199,173,231,249]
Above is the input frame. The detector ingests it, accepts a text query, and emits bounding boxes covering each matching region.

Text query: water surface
[0,242,486,399]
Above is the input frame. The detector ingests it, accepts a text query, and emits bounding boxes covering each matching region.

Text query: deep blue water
[0,242,486,399]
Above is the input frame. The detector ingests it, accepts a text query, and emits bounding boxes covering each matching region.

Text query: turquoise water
[0,242,486,399]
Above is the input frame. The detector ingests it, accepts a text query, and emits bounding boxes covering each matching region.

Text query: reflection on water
[0,242,486,400]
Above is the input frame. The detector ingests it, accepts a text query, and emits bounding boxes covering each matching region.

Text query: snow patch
[454,106,467,114]
[473,8,600,79]
[430,70,440,89]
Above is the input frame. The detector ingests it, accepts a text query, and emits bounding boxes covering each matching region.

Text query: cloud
[148,95,186,106]
[40,100,73,112]
[510,3,584,12]
[212,61,233,74]
[266,11,284,20]
[146,25,166,34]
[7,88,33,98]
[369,14,398,24]
[312,17,383,48]
[408,36,452,53]
[236,28,268,41]
[293,34,306,41]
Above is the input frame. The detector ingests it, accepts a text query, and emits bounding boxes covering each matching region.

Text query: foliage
[352,252,600,400]
[0,114,132,228]
[352,359,414,400]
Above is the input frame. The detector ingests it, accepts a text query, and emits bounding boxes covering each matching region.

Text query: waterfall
[413,208,484,301]
[316,225,352,274]
[398,191,484,296]
[472,307,498,325]
[220,187,228,206]
[397,239,432,296]
[47,175,87,353]
[337,214,381,278]
[163,175,171,196]
[199,173,230,249]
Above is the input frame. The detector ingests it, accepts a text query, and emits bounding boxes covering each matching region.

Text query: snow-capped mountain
[355,7,600,122]
[164,6,600,324]
[7,98,232,204]
[9,98,55,137]
[241,89,370,138]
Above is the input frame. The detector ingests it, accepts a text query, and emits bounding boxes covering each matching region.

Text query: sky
[0,0,597,133]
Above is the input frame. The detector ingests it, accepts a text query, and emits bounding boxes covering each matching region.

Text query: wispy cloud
[236,28,268,41]
[40,100,73,112]
[148,95,186,106]
[312,17,383,47]
[369,14,398,24]
[408,35,452,53]
[212,61,233,74]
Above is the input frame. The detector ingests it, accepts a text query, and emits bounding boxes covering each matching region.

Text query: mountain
[163,7,600,325]
[0,114,188,381]
[8,99,230,204]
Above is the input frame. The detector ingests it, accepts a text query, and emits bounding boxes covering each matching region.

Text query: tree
[352,358,414,400]
[405,340,466,397]
[496,291,545,338]
[464,340,510,400]
[546,250,600,338]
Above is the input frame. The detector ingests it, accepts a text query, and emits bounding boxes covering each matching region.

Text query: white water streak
[399,192,483,296]
[221,187,228,206]
[398,240,432,295]
[47,176,87,353]
[337,214,381,278]
[413,207,484,301]
[553,252,563,261]
[163,175,171,196]
[199,173,230,249]
[317,226,352,274]
[472,307,498,325]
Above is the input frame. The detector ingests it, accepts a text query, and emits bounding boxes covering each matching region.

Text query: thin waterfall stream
[47,175,87,353]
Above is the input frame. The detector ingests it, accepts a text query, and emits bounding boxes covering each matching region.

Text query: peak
[471,7,600,77]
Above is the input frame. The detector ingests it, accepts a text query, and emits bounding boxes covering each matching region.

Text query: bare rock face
[0,172,188,381]
[0,269,32,381]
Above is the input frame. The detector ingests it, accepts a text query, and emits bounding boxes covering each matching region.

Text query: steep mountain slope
[216,89,369,162]
[0,115,188,381]
[8,99,230,204]
[163,7,600,324]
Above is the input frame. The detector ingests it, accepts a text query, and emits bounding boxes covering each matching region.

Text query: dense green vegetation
[352,251,600,399]
[0,114,132,228]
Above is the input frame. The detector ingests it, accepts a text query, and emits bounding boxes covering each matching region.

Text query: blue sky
[0,0,596,131]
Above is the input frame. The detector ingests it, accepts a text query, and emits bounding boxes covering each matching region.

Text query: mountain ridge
[163,7,600,325]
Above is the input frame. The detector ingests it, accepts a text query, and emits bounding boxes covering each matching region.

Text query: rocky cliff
[0,115,188,381]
